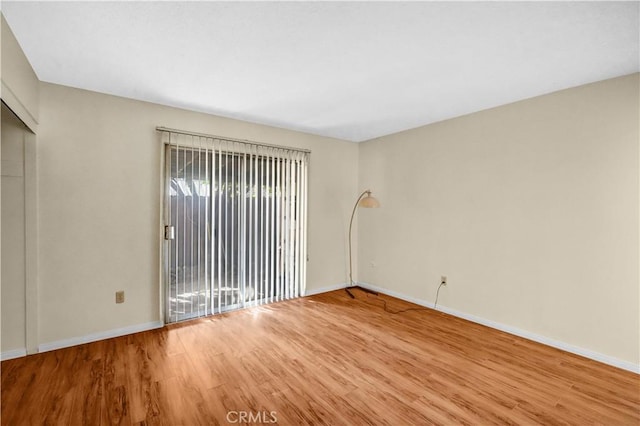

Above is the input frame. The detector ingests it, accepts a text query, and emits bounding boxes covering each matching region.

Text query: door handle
[164,225,175,240]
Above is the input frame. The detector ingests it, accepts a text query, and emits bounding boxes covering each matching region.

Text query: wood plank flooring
[2,289,639,425]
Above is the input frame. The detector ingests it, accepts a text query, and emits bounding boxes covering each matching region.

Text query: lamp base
[345,285,379,299]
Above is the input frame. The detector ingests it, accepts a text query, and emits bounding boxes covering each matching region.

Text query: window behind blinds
[161,129,309,323]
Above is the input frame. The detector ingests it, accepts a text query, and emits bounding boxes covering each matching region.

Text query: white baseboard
[356,281,639,374]
[1,348,27,361]
[304,282,347,297]
[38,321,164,353]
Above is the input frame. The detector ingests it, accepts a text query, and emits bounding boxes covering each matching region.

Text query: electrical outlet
[441,276,447,286]
[115,291,125,304]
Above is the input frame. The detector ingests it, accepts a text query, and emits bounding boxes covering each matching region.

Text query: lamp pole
[347,190,379,298]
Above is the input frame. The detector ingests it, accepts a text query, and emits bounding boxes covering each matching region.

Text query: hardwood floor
[2,289,639,425]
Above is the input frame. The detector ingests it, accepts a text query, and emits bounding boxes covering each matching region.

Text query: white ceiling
[2,1,638,142]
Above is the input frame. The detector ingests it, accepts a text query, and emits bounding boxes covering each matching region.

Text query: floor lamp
[346,190,380,298]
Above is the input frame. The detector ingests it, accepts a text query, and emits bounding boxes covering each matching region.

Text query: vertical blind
[160,129,309,323]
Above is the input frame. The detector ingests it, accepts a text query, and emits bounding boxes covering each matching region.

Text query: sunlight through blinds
[160,129,309,323]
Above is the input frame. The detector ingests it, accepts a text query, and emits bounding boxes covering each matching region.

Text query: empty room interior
[1,1,639,425]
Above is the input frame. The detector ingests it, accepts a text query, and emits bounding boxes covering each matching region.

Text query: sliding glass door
[162,132,308,323]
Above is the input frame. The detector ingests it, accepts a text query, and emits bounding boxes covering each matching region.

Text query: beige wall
[1,105,27,352]
[1,13,41,357]
[358,73,640,365]
[37,82,358,345]
[1,14,39,131]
